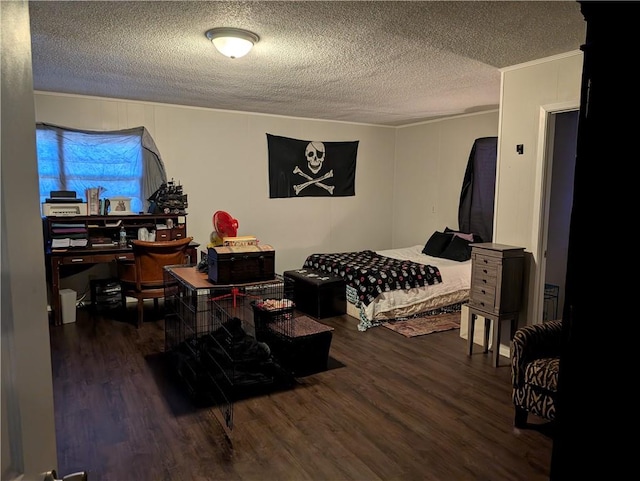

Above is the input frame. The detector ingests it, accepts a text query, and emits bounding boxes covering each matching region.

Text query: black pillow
[422,231,454,256]
[439,235,472,262]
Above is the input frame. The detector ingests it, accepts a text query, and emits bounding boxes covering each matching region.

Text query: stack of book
[50,222,88,248]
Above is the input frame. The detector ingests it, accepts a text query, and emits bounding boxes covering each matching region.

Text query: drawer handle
[483,269,488,274]
[71,258,84,263]
[481,289,486,294]
[117,256,128,260]
[483,259,488,264]
[480,302,485,307]
[482,279,487,284]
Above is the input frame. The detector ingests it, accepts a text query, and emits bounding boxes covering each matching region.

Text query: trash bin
[60,289,77,324]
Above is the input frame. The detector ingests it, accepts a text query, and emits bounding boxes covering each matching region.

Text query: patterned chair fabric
[510,319,562,427]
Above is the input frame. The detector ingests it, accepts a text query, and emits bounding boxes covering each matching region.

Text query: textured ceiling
[28,1,586,126]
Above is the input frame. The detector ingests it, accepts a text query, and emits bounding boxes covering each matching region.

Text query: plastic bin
[60,288,77,324]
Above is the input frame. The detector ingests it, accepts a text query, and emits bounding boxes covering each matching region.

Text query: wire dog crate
[163,266,293,435]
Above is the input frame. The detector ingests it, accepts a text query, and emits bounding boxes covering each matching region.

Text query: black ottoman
[283,269,346,319]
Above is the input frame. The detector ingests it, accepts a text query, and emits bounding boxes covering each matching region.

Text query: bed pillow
[439,235,472,261]
[422,231,454,256]
[445,226,483,243]
[452,231,474,242]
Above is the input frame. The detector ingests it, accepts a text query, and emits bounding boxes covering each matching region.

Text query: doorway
[536,109,578,323]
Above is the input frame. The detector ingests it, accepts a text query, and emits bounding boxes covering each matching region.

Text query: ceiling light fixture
[205,27,259,59]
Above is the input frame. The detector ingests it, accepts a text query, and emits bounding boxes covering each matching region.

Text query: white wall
[34,93,498,276]
[393,112,499,248]
[495,51,583,328]
[34,94,396,273]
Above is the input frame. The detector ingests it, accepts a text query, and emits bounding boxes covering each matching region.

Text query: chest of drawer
[472,264,498,286]
[472,253,500,273]
[469,243,525,316]
[469,284,497,311]
[471,254,499,287]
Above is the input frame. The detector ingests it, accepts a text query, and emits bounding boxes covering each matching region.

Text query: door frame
[1,1,58,478]
[530,101,579,325]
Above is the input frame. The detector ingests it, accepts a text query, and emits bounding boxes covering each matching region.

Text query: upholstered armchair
[118,237,193,328]
[510,319,562,428]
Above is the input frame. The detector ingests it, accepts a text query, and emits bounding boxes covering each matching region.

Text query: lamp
[205,27,259,59]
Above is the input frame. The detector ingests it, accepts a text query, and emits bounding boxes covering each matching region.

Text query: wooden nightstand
[466,243,524,367]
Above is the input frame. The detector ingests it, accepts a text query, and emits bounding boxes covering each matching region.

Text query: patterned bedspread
[303,250,442,306]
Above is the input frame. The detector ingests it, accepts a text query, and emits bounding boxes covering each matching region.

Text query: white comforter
[349,245,471,330]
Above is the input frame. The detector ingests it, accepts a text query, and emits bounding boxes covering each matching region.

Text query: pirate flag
[267,134,358,198]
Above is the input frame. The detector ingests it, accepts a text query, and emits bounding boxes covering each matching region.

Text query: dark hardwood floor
[49,302,552,481]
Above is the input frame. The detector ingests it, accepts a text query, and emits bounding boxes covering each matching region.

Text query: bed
[303,237,473,331]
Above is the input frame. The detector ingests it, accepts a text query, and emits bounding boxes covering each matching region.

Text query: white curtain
[36,123,167,213]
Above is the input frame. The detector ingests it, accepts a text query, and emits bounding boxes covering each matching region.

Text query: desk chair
[117,237,193,328]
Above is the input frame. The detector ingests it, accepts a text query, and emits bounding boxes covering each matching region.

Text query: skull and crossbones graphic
[292,141,335,195]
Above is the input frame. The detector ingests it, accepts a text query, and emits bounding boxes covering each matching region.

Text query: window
[36,123,167,214]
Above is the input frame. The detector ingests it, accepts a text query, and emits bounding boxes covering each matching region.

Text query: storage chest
[208,244,275,284]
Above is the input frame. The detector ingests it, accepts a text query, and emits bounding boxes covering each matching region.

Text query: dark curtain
[457,136,497,242]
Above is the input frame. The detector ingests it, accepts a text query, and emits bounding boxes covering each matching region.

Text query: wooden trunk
[208,245,275,284]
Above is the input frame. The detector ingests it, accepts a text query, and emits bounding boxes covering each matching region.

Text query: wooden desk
[47,243,198,326]
[43,213,196,325]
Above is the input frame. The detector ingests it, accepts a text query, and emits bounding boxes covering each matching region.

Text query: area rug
[381,311,461,338]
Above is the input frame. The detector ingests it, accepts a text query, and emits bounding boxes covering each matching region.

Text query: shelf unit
[43,213,188,248]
